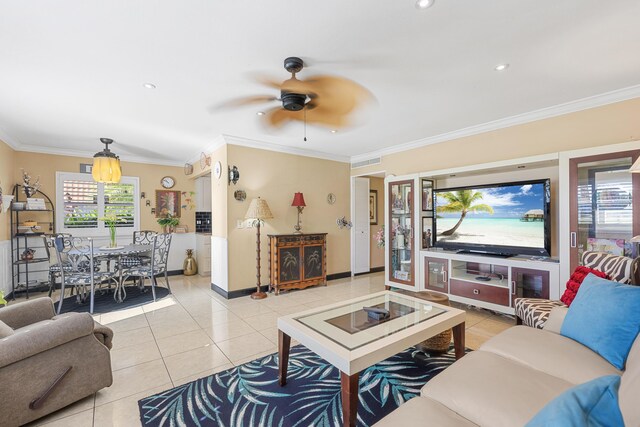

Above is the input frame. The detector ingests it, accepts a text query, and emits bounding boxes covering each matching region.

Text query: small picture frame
[369,189,378,225]
[422,217,434,249]
[422,179,434,214]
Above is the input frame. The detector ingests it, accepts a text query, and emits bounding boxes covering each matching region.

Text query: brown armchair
[0,298,113,426]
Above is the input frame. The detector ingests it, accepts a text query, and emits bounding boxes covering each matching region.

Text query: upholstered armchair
[515,251,640,329]
[0,298,113,426]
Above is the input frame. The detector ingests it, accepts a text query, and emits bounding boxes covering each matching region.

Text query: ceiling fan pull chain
[304,107,307,142]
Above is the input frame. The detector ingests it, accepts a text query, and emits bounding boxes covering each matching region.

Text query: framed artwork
[369,190,378,225]
[422,179,434,214]
[422,217,434,249]
[155,190,181,218]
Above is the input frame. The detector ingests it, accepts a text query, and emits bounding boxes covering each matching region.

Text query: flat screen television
[433,179,551,257]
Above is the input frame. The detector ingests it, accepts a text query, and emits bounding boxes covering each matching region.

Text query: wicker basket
[396,289,453,353]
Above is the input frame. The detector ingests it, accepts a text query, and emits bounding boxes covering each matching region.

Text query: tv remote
[363,307,390,315]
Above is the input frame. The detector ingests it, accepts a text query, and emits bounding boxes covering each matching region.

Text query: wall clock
[327,193,336,205]
[161,176,175,189]
[213,161,222,179]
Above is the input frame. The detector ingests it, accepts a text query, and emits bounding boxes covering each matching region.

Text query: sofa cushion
[421,351,573,427]
[480,326,621,384]
[0,320,13,339]
[561,274,640,370]
[525,375,624,427]
[542,306,568,335]
[373,396,477,427]
[582,251,638,284]
[619,336,640,427]
[560,266,608,306]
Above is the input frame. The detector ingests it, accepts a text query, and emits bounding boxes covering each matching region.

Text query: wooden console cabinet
[268,233,327,295]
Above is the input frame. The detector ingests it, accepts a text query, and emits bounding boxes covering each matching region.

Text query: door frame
[350,170,385,277]
[559,140,640,285]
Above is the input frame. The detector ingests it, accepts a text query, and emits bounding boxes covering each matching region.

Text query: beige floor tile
[203,319,256,343]
[217,331,276,363]
[100,310,148,332]
[172,363,235,387]
[36,409,94,427]
[156,329,213,357]
[272,304,310,316]
[149,317,200,339]
[228,302,275,317]
[94,383,172,427]
[464,328,493,350]
[178,298,227,315]
[191,309,240,329]
[110,326,155,350]
[144,304,191,325]
[111,341,162,371]
[474,318,514,335]
[243,312,280,331]
[232,347,279,366]
[95,359,171,406]
[163,344,231,381]
[26,394,95,426]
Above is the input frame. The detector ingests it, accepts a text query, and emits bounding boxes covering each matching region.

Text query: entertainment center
[385,158,561,315]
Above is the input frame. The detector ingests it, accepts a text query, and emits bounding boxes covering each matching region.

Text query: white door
[354,177,370,274]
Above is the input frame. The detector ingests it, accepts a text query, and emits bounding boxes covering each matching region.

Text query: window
[56,172,140,236]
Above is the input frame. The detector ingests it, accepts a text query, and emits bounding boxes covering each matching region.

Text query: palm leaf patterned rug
[138,344,464,426]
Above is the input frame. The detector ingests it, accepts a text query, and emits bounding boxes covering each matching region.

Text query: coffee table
[277,290,466,427]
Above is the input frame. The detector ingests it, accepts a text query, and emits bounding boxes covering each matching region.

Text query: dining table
[88,244,153,302]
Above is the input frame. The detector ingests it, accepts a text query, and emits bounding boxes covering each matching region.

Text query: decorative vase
[109,226,117,248]
[183,249,198,276]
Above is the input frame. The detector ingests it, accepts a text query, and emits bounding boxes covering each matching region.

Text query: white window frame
[55,172,140,237]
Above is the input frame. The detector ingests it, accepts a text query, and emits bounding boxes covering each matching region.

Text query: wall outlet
[236,219,244,229]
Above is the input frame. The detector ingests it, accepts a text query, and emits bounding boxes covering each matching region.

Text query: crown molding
[222,134,351,163]
[349,84,640,164]
[10,143,186,167]
[0,127,22,150]
[185,135,226,165]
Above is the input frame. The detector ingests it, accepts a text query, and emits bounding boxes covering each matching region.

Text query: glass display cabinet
[388,179,415,287]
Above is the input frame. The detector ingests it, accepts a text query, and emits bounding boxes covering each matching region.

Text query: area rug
[57,286,170,314]
[138,344,466,426]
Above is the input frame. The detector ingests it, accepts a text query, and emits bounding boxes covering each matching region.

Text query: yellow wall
[369,176,385,268]
[353,98,640,177]
[11,151,195,233]
[0,140,16,240]
[226,145,350,291]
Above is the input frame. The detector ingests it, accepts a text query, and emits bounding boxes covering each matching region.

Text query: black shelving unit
[10,184,55,299]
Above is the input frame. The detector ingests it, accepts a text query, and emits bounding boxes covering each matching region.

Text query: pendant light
[92,138,122,183]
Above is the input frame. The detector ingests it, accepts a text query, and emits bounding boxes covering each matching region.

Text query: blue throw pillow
[526,375,624,427]
[560,273,640,370]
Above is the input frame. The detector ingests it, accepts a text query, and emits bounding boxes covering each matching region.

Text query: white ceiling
[1,1,640,165]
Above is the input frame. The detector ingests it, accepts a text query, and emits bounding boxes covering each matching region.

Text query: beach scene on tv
[435,182,547,249]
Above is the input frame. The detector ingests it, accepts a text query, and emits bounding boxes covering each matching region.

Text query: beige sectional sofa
[375,307,639,427]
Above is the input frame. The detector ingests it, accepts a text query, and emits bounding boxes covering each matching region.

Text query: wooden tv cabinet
[268,233,327,295]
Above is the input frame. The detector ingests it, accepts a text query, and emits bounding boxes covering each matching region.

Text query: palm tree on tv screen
[437,190,494,236]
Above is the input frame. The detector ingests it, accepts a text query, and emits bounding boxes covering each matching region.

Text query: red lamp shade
[291,192,306,207]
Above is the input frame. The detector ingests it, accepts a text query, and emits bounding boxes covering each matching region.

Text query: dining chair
[45,233,73,297]
[51,236,117,314]
[120,233,173,301]
[116,230,157,270]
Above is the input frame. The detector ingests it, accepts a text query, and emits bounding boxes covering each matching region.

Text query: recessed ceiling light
[143,83,156,89]
[256,111,265,116]
[330,130,337,134]
[494,63,509,72]
[415,0,435,9]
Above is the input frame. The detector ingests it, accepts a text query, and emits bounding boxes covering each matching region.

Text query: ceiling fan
[218,57,374,130]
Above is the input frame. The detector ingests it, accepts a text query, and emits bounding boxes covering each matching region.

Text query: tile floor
[16,272,514,426]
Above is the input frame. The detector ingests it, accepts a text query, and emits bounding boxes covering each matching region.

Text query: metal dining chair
[120,233,173,301]
[116,230,157,270]
[45,233,73,297]
[51,236,117,314]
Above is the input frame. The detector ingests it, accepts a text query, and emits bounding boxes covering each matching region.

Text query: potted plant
[0,291,7,306]
[100,214,123,248]
[157,214,180,233]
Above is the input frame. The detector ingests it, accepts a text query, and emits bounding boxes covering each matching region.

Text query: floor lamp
[245,197,274,300]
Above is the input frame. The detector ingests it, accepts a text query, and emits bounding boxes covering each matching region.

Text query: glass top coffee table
[277,290,466,427]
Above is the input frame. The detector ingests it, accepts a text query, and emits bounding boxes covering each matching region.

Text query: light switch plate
[236,219,244,229]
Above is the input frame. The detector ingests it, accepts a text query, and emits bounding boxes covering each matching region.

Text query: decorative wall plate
[200,152,212,169]
[214,161,222,179]
[234,190,247,201]
[184,162,194,176]
[327,193,336,205]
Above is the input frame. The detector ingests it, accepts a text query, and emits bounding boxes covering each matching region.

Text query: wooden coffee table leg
[278,330,291,386]
[341,371,359,427]
[452,321,465,360]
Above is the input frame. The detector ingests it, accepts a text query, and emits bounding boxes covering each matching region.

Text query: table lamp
[291,192,306,234]
[245,197,274,299]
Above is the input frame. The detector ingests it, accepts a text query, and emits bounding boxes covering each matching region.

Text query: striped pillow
[582,251,637,284]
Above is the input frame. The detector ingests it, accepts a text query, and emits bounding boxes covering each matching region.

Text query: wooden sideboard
[268,233,327,295]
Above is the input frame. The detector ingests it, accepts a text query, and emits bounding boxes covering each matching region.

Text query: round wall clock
[160,176,175,189]
[213,161,222,179]
[327,193,336,205]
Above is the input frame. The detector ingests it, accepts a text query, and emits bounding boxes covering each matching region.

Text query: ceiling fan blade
[301,75,374,114]
[213,95,278,111]
[305,109,351,128]
[264,107,302,128]
[252,74,285,90]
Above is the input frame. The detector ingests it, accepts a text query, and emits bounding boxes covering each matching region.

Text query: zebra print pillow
[582,251,639,285]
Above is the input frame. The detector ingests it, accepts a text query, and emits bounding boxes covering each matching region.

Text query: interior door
[354,177,370,274]
[569,150,640,272]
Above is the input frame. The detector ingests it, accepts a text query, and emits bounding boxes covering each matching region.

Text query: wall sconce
[291,192,306,234]
[336,216,352,229]
[228,165,240,185]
